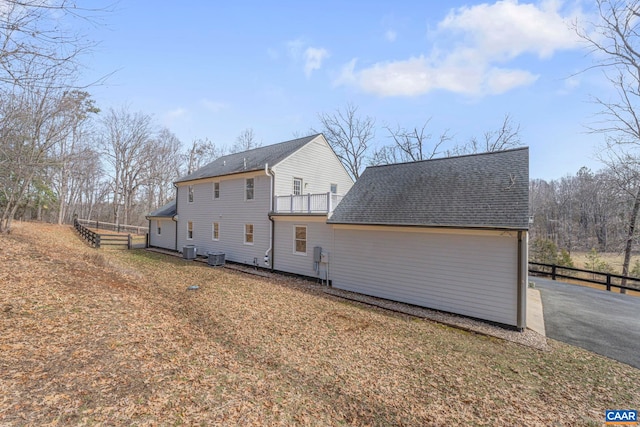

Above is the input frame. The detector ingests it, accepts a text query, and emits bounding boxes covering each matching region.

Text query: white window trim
[244,223,254,245]
[187,221,193,240]
[294,225,307,256]
[188,185,194,203]
[213,182,220,200]
[245,178,255,201]
[293,177,303,196]
[212,222,219,241]
[156,220,162,236]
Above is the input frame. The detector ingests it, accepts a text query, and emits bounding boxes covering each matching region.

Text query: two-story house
[148,135,529,330]
[148,134,353,269]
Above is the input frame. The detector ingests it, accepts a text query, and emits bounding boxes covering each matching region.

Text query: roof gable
[328,148,529,230]
[175,134,320,183]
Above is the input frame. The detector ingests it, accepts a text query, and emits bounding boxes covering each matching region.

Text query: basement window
[244,224,254,245]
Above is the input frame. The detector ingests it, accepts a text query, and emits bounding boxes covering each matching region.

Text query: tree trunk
[621,187,640,294]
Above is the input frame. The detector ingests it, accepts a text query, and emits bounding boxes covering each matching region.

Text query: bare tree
[230,128,261,154]
[143,128,183,212]
[49,90,99,224]
[577,0,640,290]
[0,82,80,232]
[371,119,451,165]
[0,0,105,89]
[184,137,224,175]
[99,106,154,226]
[315,103,375,179]
[450,114,522,156]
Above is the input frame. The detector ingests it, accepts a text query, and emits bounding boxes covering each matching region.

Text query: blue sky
[78,0,610,180]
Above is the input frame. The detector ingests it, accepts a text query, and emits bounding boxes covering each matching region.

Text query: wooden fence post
[96,234,101,249]
[128,234,132,250]
[552,265,557,280]
[606,274,611,292]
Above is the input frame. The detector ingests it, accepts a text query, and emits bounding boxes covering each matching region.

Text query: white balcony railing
[273,192,343,214]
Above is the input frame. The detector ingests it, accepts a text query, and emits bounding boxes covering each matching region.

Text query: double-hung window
[245,178,254,200]
[294,225,307,255]
[213,182,220,200]
[244,224,254,245]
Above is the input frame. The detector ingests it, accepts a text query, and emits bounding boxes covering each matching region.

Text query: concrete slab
[526,287,546,337]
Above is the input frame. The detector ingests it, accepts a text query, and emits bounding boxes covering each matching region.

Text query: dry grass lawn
[2,222,639,426]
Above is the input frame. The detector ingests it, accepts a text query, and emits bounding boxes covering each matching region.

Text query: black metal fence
[529,262,640,293]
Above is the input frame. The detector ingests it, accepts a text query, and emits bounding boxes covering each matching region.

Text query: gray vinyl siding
[176,172,271,265]
[273,136,353,197]
[331,227,519,326]
[148,218,176,250]
[272,217,333,278]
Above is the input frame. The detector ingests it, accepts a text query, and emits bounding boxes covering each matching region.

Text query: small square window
[187,221,193,240]
[188,185,194,203]
[156,220,162,236]
[246,178,254,200]
[330,183,338,194]
[293,178,303,195]
[212,222,219,240]
[213,182,220,199]
[294,225,307,255]
[244,224,254,244]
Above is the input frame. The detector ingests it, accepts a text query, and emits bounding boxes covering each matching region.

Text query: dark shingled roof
[175,134,320,183]
[328,147,529,230]
[147,200,176,218]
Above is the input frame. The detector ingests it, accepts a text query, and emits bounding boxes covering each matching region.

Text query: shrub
[557,248,574,268]
[584,247,613,276]
[630,260,640,278]
[530,239,558,264]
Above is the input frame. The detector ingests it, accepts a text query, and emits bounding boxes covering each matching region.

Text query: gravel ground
[323,287,548,351]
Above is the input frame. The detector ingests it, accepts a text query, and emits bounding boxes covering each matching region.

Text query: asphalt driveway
[530,277,640,369]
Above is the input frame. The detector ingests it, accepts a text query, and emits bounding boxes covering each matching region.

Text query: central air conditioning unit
[207,251,225,266]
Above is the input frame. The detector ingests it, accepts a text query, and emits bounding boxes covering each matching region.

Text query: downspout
[265,164,275,270]
[173,183,179,252]
[516,230,526,331]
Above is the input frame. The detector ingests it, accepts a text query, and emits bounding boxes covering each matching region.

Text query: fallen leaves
[1,222,639,426]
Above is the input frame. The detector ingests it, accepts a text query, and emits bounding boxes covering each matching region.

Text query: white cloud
[303,47,329,78]
[336,0,582,97]
[286,38,305,59]
[200,99,226,113]
[385,29,397,42]
[162,108,188,127]
[285,38,329,77]
[438,0,581,60]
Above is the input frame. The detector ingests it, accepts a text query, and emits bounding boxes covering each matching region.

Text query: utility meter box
[320,251,329,263]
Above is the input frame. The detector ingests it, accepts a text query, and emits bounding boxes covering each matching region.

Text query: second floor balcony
[273,192,343,214]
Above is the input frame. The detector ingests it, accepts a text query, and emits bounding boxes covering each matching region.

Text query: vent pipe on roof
[243,158,246,169]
